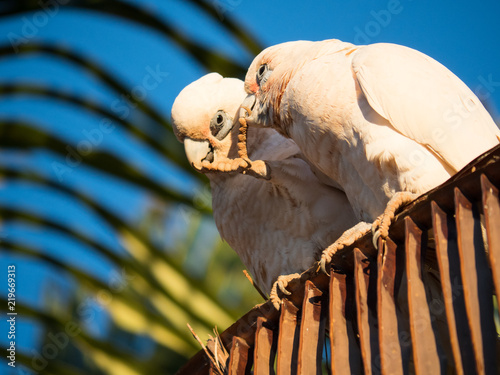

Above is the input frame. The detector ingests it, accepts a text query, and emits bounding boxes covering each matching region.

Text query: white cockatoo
[237,39,500,270]
[171,73,358,303]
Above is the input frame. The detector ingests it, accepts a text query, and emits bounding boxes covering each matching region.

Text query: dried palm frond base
[179,144,500,375]
[187,325,229,375]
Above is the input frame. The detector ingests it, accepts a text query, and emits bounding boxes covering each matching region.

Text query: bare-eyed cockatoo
[171,73,358,304]
[235,39,500,271]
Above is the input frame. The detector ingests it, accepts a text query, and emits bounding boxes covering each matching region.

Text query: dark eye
[210,110,233,140]
[257,64,268,82]
[216,113,224,126]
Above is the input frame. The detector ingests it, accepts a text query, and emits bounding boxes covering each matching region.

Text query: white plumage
[171,73,357,294]
[242,40,500,223]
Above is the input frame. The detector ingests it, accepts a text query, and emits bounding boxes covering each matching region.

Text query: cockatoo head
[171,73,246,171]
[241,39,352,135]
[241,41,316,133]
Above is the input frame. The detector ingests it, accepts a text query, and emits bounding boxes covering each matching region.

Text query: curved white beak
[184,138,211,167]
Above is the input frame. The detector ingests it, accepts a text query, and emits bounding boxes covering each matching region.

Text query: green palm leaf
[0,1,263,373]
[0,120,202,209]
[0,0,259,76]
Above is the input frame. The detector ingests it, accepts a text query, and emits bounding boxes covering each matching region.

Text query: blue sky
[182,0,500,113]
[0,0,499,373]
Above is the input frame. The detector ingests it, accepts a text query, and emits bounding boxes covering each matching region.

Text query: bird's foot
[270,273,300,310]
[193,157,271,180]
[193,157,250,174]
[371,191,418,248]
[241,159,271,180]
[319,222,372,274]
[237,112,250,161]
[193,111,272,179]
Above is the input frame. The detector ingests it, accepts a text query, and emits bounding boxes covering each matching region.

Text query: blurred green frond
[0,82,191,171]
[0,0,262,76]
[0,120,203,210]
[0,1,263,373]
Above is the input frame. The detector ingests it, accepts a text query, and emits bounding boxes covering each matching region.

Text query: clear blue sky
[176,0,500,114]
[0,0,499,373]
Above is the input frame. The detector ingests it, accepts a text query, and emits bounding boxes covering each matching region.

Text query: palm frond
[0,120,205,210]
[0,1,263,372]
[0,0,252,76]
[0,82,195,174]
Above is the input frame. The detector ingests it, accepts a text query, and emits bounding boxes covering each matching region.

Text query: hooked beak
[184,138,213,168]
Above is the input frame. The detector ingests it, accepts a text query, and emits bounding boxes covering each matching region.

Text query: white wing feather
[352,43,500,172]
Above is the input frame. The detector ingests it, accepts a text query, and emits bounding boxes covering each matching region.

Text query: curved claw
[319,254,330,275]
[372,230,381,249]
[278,279,292,296]
[240,105,252,117]
[270,273,300,310]
[371,191,417,249]
[371,217,382,249]
[371,215,391,250]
